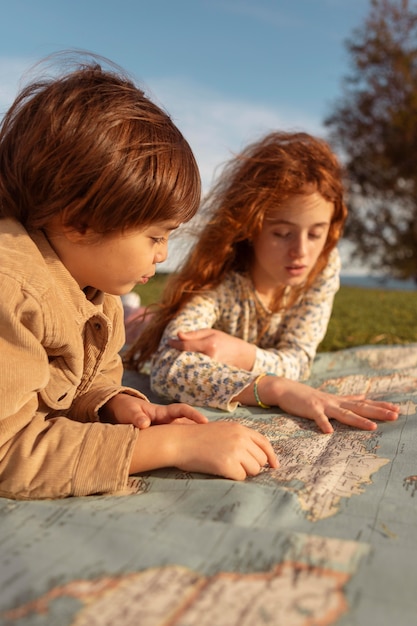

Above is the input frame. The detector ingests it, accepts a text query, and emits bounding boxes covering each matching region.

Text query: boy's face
[47,220,179,295]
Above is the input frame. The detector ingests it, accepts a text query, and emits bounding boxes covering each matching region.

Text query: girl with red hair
[127,131,399,434]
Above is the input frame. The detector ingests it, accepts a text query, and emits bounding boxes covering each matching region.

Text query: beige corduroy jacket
[0,219,145,500]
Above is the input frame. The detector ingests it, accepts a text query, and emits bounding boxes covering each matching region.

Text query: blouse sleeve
[252,247,341,379]
[150,294,255,412]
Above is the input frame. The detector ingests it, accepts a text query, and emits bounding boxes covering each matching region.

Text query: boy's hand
[130,420,279,479]
[100,393,208,429]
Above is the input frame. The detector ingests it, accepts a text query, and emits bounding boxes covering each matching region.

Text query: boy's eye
[152,237,166,244]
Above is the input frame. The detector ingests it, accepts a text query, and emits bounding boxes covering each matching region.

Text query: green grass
[134,274,417,352]
[319,286,417,351]
[133,273,169,307]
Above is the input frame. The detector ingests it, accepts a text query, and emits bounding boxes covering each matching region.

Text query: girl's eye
[152,237,166,245]
[274,231,291,239]
[309,232,324,240]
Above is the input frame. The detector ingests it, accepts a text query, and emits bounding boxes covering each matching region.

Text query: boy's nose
[155,243,168,264]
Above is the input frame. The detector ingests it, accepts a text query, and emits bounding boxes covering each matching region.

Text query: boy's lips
[138,274,154,284]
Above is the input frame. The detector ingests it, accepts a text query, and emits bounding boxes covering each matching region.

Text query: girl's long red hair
[125,131,347,369]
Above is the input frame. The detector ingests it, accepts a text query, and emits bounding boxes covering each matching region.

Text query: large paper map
[1,344,417,625]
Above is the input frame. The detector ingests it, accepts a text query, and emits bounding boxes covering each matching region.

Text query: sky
[0,0,372,271]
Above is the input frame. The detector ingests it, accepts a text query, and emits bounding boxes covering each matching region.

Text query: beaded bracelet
[253,372,273,409]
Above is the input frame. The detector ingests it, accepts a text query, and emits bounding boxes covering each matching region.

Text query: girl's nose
[289,235,307,258]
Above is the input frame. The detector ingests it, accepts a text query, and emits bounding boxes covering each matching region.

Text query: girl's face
[250,188,334,300]
[46,219,180,295]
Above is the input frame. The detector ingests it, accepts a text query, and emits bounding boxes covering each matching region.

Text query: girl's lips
[285,265,307,276]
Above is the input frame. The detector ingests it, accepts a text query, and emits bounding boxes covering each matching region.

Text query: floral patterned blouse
[150,248,341,411]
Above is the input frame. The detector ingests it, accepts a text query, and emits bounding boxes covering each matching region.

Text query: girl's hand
[100,393,208,429]
[236,376,400,434]
[168,328,256,370]
[129,421,279,479]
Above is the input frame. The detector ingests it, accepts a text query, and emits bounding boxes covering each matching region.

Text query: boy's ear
[46,215,87,243]
[51,213,98,244]
[61,226,90,244]
[61,221,98,244]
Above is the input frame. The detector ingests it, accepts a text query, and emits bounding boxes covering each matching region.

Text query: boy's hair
[0,55,201,233]
[126,131,347,368]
